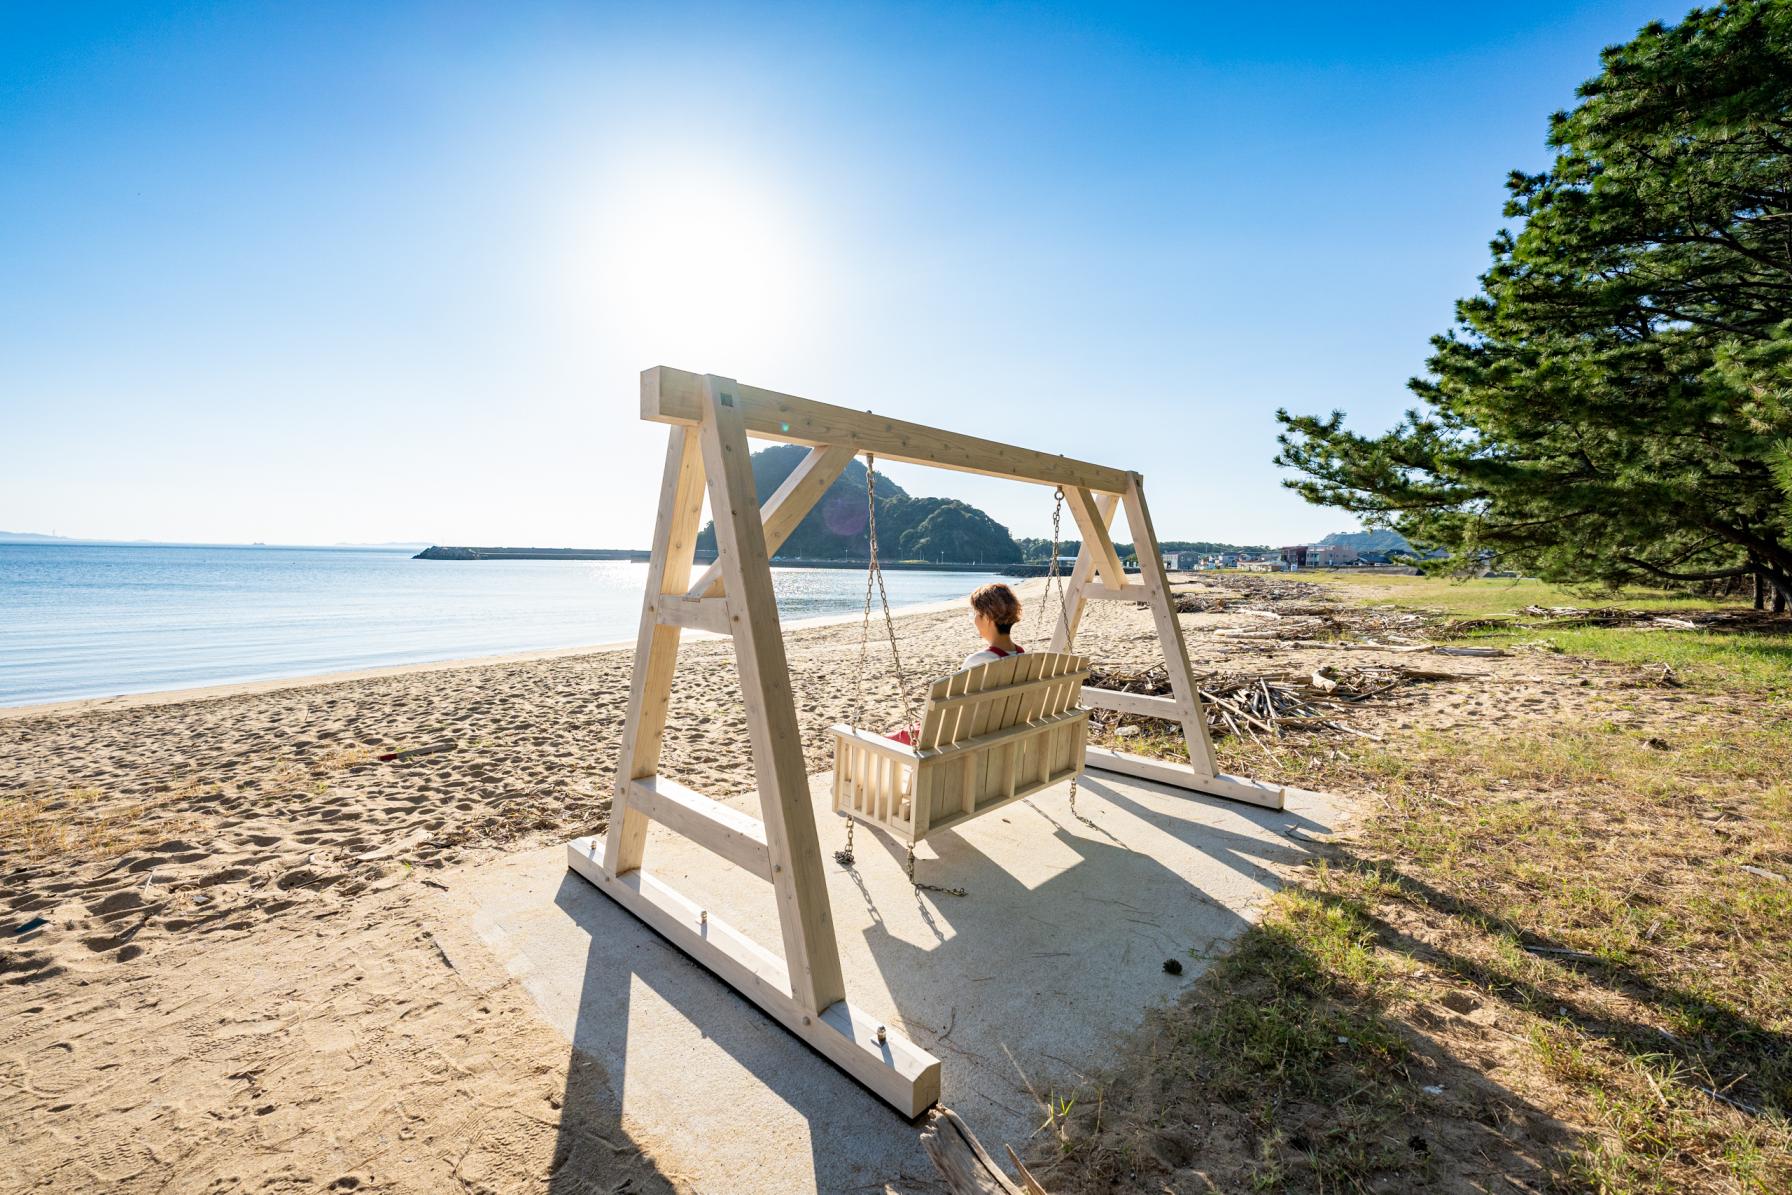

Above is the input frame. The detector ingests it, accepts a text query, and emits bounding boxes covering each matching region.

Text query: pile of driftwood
[1171,591,1235,613]
[1168,581,1502,654]
[1171,590,1349,614]
[1435,605,1708,636]
[1090,662,1463,744]
[1209,607,1432,646]
[1208,612,1503,656]
[1518,605,1704,630]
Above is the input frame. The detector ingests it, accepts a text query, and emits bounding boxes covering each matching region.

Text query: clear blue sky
[1,1,1670,549]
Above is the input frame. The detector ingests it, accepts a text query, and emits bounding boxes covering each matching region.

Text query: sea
[0,543,1006,708]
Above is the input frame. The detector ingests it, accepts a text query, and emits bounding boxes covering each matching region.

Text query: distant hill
[1320,528,1412,554]
[694,444,1023,564]
[0,531,78,543]
[1158,540,1270,555]
[1015,538,1268,562]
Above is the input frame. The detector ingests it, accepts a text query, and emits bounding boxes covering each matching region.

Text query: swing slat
[829,652,1091,847]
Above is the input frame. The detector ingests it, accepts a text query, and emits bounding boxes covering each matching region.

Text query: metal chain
[1066,773,1089,824]
[866,455,920,731]
[1036,488,1093,827]
[836,813,856,868]
[906,842,967,898]
[1035,488,1076,650]
[848,472,878,735]
[837,452,919,871]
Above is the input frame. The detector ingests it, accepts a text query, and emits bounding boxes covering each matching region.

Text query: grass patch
[1303,568,1789,690]
[1045,870,1439,1192]
[1047,718,1792,1191]
[1461,625,1792,693]
[1040,583,1792,1194]
[0,782,208,863]
[1296,570,1740,616]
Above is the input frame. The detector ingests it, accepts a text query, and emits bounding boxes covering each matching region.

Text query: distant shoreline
[414,544,1038,573]
[0,589,1015,720]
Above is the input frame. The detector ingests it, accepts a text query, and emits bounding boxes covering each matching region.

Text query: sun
[585,163,825,370]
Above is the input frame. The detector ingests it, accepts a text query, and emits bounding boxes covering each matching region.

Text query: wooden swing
[567,368,1289,1118]
[829,458,1092,855]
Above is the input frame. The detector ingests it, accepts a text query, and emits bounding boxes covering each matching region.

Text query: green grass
[1041,576,1792,1194]
[1297,570,1734,617]
[1337,721,1792,1192]
[1466,625,1792,693]
[1044,873,1438,1192]
[1048,719,1792,1192]
[1293,569,1791,692]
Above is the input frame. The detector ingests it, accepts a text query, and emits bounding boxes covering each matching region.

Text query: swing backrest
[902,651,1091,833]
[914,652,1090,751]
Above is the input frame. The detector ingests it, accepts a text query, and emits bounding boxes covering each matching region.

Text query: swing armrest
[828,725,919,763]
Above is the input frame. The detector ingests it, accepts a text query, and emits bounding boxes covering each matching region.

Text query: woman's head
[968,583,1023,639]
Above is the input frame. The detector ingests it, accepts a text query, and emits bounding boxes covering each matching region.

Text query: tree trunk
[1755,570,1767,610]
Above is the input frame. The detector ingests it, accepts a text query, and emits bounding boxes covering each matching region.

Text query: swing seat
[830,652,1091,846]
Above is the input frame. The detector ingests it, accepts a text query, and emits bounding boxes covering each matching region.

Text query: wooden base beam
[1084,748,1286,810]
[567,834,942,1117]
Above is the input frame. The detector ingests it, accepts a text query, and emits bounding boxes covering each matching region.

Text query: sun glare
[586,167,826,369]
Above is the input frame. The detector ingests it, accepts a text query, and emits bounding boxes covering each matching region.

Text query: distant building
[1310,544,1359,567]
[1274,543,1361,570]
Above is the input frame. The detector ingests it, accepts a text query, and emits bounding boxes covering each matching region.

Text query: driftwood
[919,1107,1048,1194]
[1089,663,1470,744]
[1438,605,1718,634]
[1219,638,1508,656]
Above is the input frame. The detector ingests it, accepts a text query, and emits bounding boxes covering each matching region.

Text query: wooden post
[1120,473,1220,777]
[605,426,707,876]
[696,375,847,1016]
[687,443,857,600]
[1064,486,1125,591]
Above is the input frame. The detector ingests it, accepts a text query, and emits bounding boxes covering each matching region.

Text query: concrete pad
[455,771,1343,1194]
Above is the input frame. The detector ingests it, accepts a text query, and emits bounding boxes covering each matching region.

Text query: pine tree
[1275,1,1792,605]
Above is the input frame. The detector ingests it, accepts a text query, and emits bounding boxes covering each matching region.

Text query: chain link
[1035,487,1077,650]
[838,452,921,872]
[868,456,920,731]
[906,842,968,898]
[1036,488,1095,828]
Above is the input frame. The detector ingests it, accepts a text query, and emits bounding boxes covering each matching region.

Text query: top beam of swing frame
[644,366,1134,494]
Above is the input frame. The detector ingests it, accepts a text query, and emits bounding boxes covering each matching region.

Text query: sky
[0,0,1673,549]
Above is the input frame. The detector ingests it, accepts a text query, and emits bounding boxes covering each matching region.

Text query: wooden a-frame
[566,368,1287,1118]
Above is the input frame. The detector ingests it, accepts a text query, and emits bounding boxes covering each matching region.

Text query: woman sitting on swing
[887,583,1025,745]
[961,582,1026,668]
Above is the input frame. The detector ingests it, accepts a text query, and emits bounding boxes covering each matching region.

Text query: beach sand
[0,578,1650,1192]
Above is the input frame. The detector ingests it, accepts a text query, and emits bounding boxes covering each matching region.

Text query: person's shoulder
[961,646,1028,669]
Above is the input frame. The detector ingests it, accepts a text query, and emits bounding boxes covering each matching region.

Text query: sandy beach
[0,578,1652,1192]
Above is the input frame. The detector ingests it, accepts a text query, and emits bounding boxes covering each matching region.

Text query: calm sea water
[0,544,1005,707]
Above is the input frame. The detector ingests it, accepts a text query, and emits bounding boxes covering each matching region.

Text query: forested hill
[694,444,1023,564]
